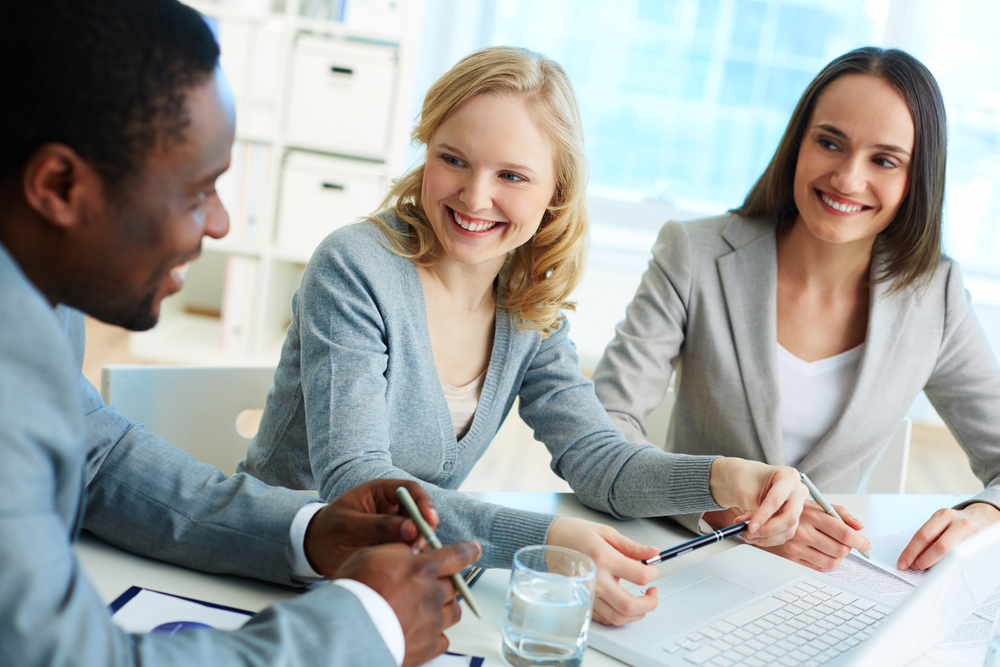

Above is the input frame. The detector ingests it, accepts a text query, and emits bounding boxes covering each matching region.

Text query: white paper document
[824,527,1000,664]
[424,653,485,667]
[109,587,253,634]
[110,586,487,665]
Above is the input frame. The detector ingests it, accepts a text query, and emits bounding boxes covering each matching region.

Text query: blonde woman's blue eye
[501,173,525,182]
[443,155,464,166]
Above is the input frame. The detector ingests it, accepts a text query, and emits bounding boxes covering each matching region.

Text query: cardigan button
[443,461,454,471]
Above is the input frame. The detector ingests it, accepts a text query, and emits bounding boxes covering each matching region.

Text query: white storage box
[276,152,387,258]
[285,36,397,158]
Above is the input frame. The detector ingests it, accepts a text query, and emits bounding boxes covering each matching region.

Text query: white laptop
[589,521,1000,667]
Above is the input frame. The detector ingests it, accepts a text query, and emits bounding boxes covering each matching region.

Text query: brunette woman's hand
[723,500,871,571]
[897,502,1000,570]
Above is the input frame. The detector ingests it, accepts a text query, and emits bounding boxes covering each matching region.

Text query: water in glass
[501,546,595,667]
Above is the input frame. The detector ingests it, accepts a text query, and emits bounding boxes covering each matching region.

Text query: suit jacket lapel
[797,255,917,474]
[717,218,784,465]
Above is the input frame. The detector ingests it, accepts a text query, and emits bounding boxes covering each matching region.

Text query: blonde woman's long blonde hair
[371,46,589,336]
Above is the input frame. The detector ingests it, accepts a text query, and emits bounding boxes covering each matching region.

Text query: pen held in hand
[799,472,871,560]
[642,522,750,565]
[395,486,482,619]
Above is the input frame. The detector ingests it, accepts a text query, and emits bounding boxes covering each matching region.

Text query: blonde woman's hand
[708,458,807,547]
[546,517,659,626]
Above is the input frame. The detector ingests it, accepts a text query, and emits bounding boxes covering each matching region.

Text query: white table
[76,492,972,666]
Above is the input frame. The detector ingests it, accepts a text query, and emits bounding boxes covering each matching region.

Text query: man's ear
[21,143,101,230]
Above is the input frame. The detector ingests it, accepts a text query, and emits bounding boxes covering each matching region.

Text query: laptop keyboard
[660,577,891,666]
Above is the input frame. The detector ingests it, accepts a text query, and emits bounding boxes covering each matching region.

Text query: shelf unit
[130,0,423,364]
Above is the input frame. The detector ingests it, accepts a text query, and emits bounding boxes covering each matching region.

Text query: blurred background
[87,0,999,494]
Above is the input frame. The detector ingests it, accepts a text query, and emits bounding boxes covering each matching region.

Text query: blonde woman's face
[792,74,914,248]
[421,93,556,274]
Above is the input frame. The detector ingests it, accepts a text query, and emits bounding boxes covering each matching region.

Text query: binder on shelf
[217,20,250,115]
[243,143,271,245]
[214,141,245,243]
[244,24,282,136]
[214,142,271,246]
[342,0,403,36]
[221,256,259,356]
[217,20,281,137]
[298,0,344,21]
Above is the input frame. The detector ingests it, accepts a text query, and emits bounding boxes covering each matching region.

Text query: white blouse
[441,370,487,440]
[777,342,864,467]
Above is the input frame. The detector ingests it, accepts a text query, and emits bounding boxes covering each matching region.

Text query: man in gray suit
[0,1,480,665]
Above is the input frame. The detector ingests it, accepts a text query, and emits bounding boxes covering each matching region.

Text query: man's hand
[305,479,438,577]
[897,502,1000,570]
[708,458,806,546]
[336,540,482,667]
[546,517,660,626]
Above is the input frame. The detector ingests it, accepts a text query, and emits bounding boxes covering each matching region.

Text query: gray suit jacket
[0,241,394,666]
[593,213,1000,524]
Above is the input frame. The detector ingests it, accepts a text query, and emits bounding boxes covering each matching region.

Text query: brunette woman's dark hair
[738,46,947,292]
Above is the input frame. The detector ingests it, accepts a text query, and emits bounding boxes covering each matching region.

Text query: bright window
[490,0,1000,276]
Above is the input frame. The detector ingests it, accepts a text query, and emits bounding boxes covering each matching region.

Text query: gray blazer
[0,241,393,666]
[593,213,1000,513]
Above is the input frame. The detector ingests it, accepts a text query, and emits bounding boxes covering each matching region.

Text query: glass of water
[502,545,597,667]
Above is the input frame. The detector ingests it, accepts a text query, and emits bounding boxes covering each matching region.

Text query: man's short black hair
[0,0,220,187]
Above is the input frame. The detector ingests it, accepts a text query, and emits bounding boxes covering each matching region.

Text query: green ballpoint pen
[395,486,483,618]
[799,472,871,560]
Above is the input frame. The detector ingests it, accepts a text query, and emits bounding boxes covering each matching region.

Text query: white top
[441,370,487,439]
[777,342,864,467]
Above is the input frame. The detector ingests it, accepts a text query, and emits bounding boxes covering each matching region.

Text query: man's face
[75,69,234,331]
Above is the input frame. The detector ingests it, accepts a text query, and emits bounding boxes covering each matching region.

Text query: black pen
[642,522,750,565]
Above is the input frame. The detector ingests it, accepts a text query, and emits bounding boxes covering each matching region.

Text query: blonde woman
[239,46,806,626]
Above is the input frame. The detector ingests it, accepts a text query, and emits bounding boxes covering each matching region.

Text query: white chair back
[861,418,913,494]
[645,387,676,449]
[100,364,276,476]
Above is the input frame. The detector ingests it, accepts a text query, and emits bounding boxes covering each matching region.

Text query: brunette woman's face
[792,74,915,248]
[421,93,556,274]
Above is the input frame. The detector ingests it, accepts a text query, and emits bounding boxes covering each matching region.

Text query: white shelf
[202,239,263,257]
[188,1,406,43]
[269,247,314,264]
[291,14,402,44]
[187,1,286,24]
[133,1,423,365]
[281,135,390,162]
